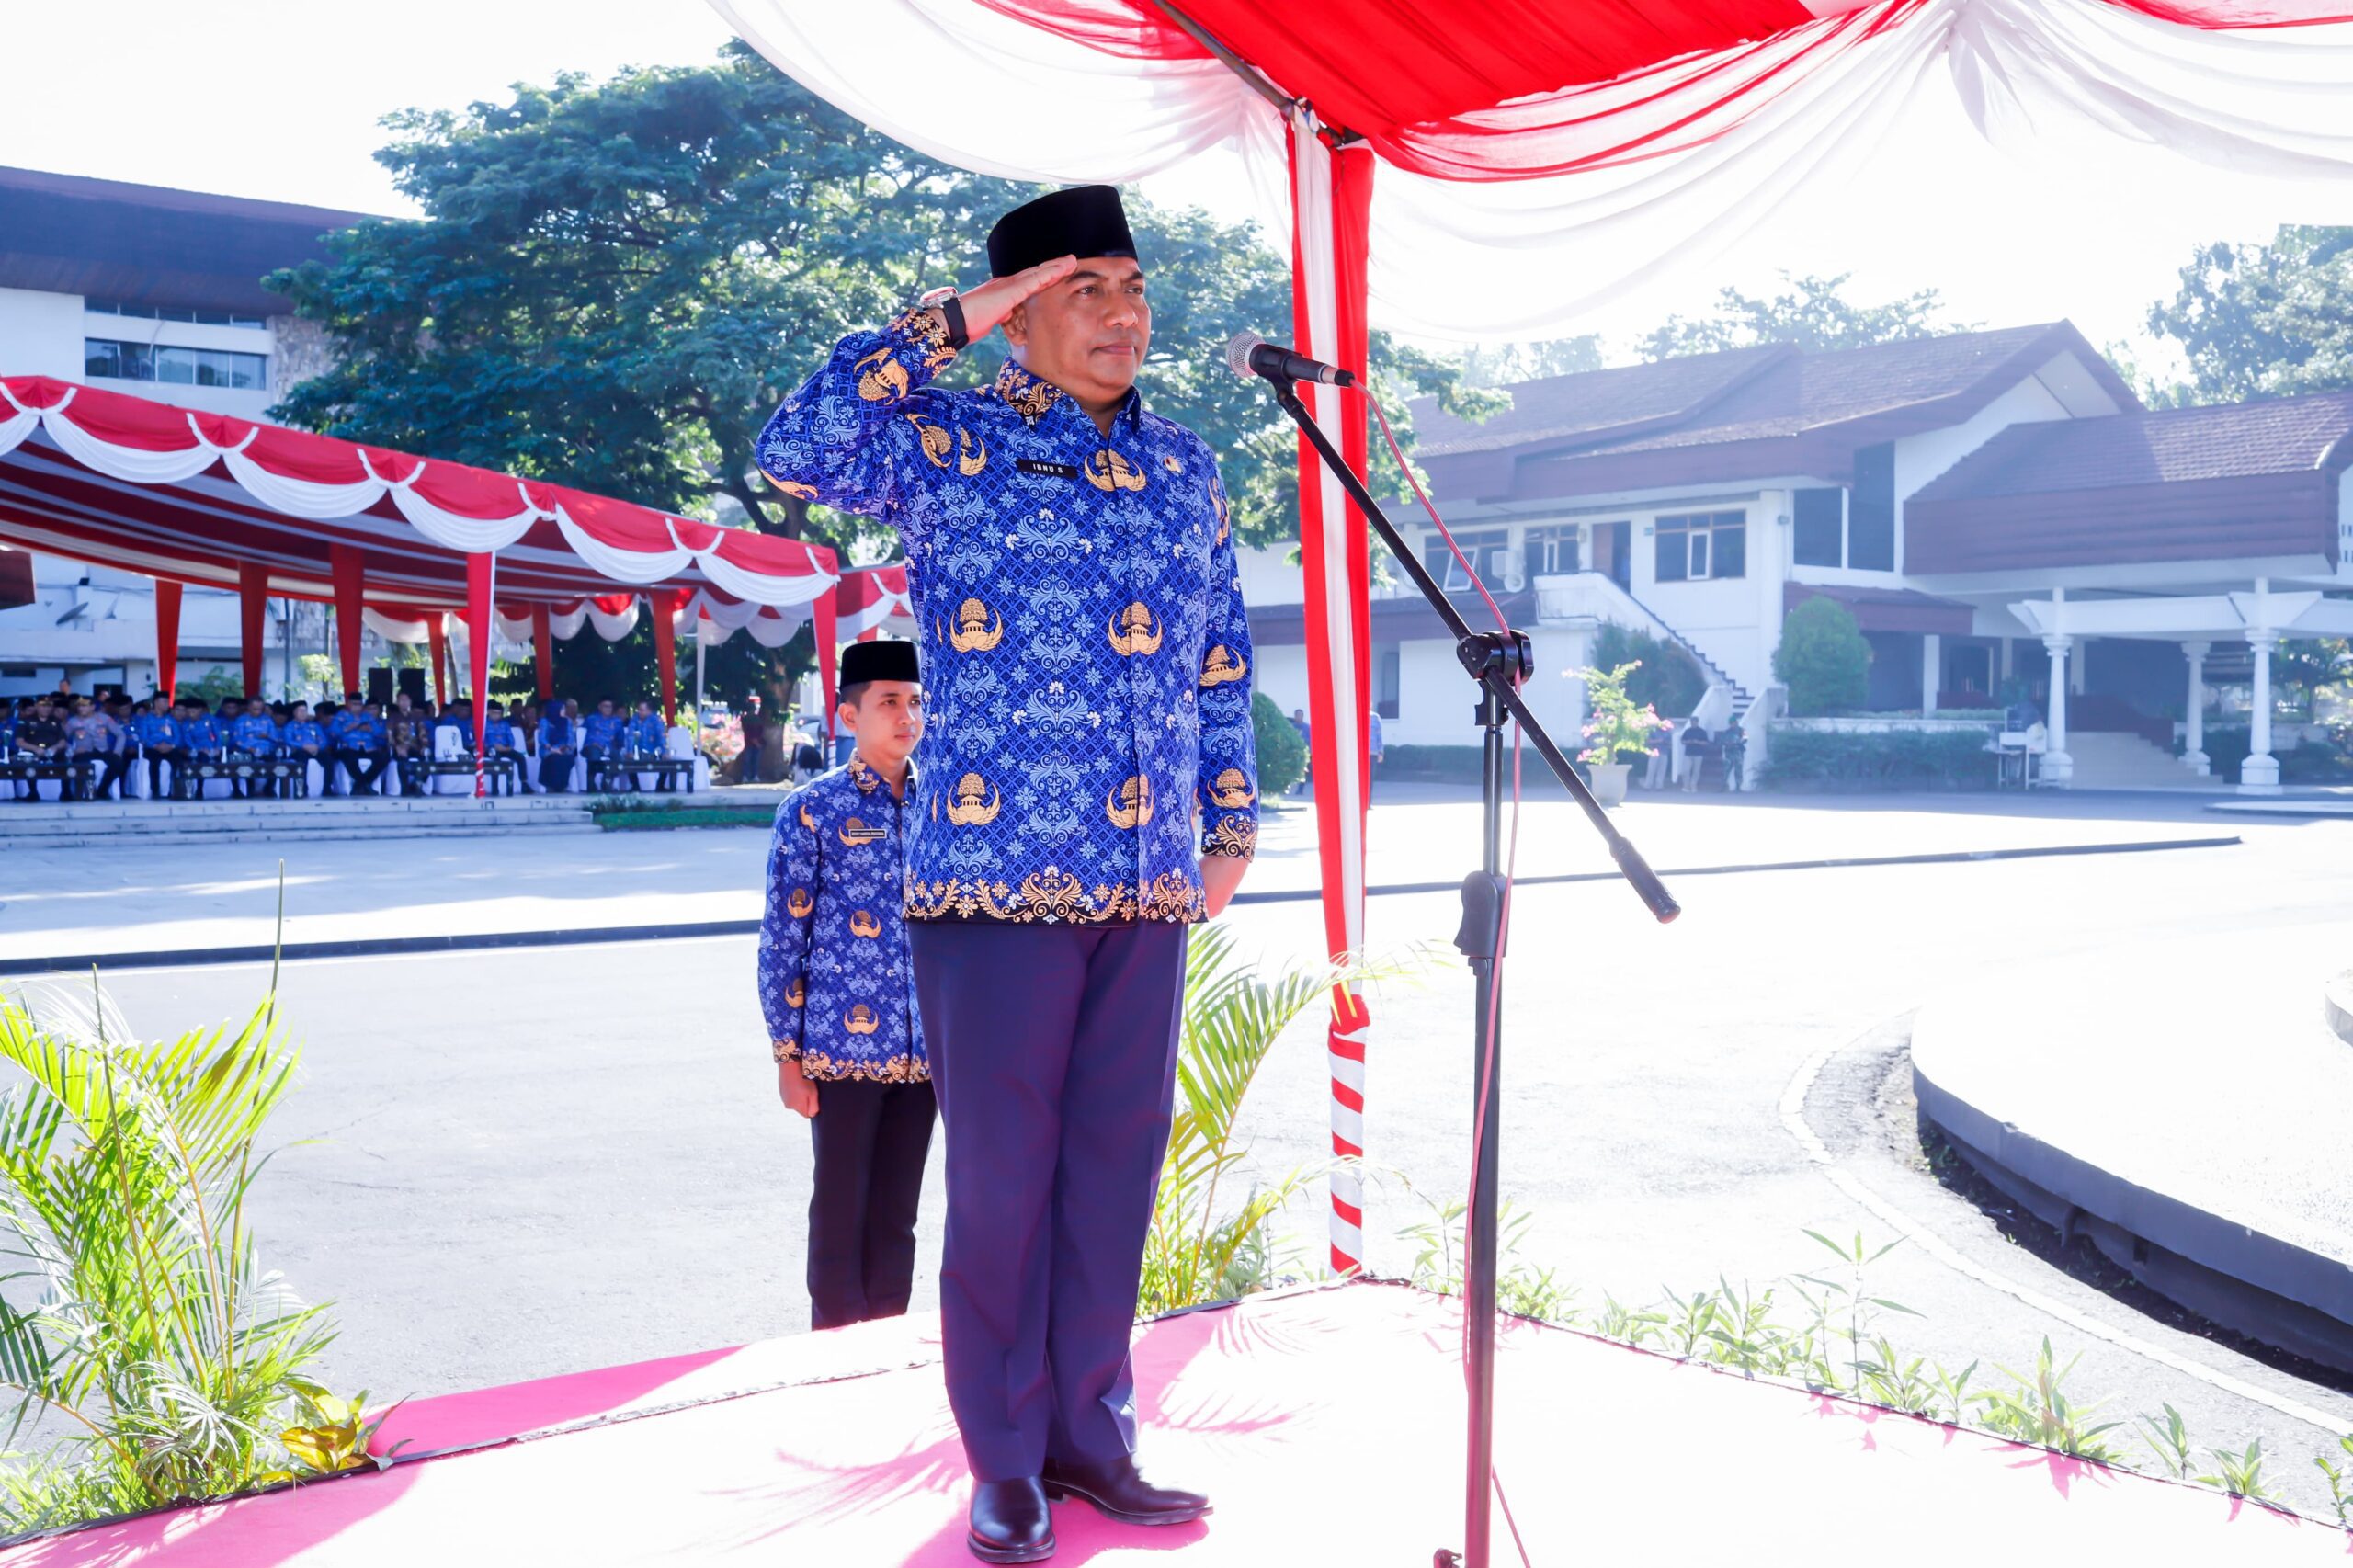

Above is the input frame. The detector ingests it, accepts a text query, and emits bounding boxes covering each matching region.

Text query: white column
[2181,642,2210,776]
[2041,635,2074,784]
[1921,632,1941,715]
[2243,631,2281,792]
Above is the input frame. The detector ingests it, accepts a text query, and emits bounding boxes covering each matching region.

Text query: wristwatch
[918,285,969,351]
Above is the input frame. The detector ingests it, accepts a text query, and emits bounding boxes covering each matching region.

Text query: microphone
[1224,332,1358,389]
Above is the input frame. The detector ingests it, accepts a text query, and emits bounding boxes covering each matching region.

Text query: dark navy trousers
[907,919,1188,1483]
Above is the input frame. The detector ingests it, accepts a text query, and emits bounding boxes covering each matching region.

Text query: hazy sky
[4,1,2335,367]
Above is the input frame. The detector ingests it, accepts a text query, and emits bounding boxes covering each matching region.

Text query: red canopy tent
[0,375,840,790]
[717,0,2353,1276]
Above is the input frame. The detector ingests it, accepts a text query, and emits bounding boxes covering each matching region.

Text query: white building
[0,165,365,698]
[1243,324,2353,792]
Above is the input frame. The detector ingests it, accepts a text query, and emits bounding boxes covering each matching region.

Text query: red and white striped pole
[1290,110,1378,1276]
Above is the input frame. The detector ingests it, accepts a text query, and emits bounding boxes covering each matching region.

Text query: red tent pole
[467,554,494,796]
[531,604,554,700]
[813,575,840,743]
[653,588,680,726]
[330,544,366,697]
[427,615,449,707]
[237,562,268,696]
[153,578,182,699]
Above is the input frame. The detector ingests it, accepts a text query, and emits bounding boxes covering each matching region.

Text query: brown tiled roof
[1414,344,1789,457]
[1415,323,2137,462]
[1908,392,2353,501]
[1784,582,1974,636]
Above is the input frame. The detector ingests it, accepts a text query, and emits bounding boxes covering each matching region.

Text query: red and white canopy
[0,377,839,612]
[719,0,2353,1276]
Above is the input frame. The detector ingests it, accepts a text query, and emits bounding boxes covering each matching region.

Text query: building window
[1424,528,1508,592]
[85,339,268,392]
[1792,486,1844,568]
[1522,523,1578,583]
[1654,511,1746,582]
[1849,443,1895,571]
[87,300,269,329]
[1377,646,1400,721]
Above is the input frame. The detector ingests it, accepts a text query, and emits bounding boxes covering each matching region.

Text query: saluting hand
[778,1056,820,1119]
[952,255,1078,342]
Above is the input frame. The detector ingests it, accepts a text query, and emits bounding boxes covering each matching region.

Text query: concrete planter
[1589,762,1631,806]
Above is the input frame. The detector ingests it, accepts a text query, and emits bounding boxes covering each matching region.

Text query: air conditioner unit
[1499,555,1527,593]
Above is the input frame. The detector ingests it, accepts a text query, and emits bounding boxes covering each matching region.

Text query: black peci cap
[987,185,1138,278]
[841,639,920,687]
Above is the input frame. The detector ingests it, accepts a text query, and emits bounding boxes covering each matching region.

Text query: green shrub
[1250,692,1307,797]
[2192,725,2351,784]
[1590,623,1707,719]
[1759,726,1995,790]
[1375,744,1483,782]
[0,979,381,1531]
[1774,598,1871,716]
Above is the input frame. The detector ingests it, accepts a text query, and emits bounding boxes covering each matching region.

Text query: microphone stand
[1252,369,1680,1568]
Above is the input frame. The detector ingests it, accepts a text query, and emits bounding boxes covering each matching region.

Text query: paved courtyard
[4,785,2350,1517]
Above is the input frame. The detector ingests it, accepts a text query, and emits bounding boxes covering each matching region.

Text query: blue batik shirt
[584,712,626,753]
[622,715,665,755]
[131,712,180,749]
[281,721,326,752]
[328,711,380,748]
[756,755,926,1083]
[483,718,519,750]
[230,713,280,754]
[756,312,1259,926]
[182,716,222,754]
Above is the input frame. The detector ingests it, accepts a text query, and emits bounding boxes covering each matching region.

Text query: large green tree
[2143,225,2353,405]
[1637,271,1972,361]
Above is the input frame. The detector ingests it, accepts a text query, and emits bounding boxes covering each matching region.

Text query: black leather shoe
[968,1477,1054,1563]
[1041,1455,1210,1526]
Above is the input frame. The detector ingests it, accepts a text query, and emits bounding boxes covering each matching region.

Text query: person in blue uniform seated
[583,697,625,779]
[227,697,281,798]
[621,699,675,790]
[176,699,222,801]
[758,184,1256,1563]
[756,639,934,1333]
[329,693,390,796]
[481,701,527,788]
[132,692,179,795]
[536,702,579,792]
[279,702,327,793]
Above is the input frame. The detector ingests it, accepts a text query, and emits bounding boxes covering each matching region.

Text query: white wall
[0,286,85,378]
[1235,541,1303,608]
[1891,367,2078,574]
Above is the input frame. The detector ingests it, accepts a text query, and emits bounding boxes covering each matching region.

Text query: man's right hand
[778,1055,820,1119]
[951,255,1078,342]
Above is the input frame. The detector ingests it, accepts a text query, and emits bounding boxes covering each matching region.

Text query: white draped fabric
[719,0,2353,338]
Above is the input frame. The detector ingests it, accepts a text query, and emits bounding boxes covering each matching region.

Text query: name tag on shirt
[1017,459,1080,480]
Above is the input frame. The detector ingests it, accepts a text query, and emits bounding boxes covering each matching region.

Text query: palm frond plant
[0,975,365,1531]
[1137,927,1429,1316]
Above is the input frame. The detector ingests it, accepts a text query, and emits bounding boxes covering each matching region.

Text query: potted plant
[1574,660,1665,807]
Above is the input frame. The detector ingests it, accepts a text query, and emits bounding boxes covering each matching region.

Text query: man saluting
[758,185,1256,1564]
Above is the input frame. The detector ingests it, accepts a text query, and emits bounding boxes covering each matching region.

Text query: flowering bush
[699,714,745,767]
[1574,660,1666,767]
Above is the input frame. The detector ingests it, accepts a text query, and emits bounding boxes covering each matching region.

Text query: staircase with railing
[1532,572,1756,728]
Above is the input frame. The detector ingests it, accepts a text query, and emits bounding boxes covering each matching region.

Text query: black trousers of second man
[806,1076,937,1330]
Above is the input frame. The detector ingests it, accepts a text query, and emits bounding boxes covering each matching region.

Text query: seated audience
[537,702,579,792]
[329,694,390,795]
[65,694,131,801]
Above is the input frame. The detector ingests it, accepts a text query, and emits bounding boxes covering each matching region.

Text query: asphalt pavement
[11,787,2353,1517]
